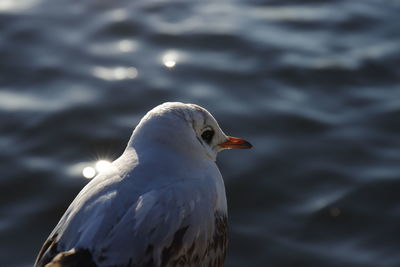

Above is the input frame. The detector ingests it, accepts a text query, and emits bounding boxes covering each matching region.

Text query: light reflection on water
[0,0,39,12]
[95,160,112,173]
[92,66,138,81]
[82,166,96,179]
[82,160,112,179]
[1,0,400,266]
[162,51,179,68]
[117,40,137,53]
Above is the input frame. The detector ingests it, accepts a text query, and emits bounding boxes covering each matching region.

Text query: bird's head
[129,102,252,161]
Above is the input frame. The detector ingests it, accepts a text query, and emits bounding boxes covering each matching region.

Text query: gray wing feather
[36,171,227,267]
[95,181,223,266]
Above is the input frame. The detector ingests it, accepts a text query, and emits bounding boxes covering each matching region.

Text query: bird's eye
[201,129,214,144]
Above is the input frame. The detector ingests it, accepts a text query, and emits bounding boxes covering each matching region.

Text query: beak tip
[246,142,253,149]
[219,136,253,149]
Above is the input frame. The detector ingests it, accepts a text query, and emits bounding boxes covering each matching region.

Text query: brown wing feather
[35,234,97,267]
[43,249,97,267]
[157,212,228,267]
[35,213,228,267]
[205,213,228,267]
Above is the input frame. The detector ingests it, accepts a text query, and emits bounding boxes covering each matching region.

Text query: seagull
[35,102,252,267]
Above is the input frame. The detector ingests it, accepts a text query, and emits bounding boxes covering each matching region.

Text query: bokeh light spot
[92,66,138,81]
[82,166,96,179]
[118,40,136,52]
[162,52,178,68]
[96,160,112,173]
[164,60,176,68]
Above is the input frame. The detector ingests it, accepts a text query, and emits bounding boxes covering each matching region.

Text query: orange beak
[219,136,252,149]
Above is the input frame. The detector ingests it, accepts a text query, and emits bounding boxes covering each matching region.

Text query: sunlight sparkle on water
[92,66,138,81]
[0,0,38,11]
[0,0,12,10]
[164,60,176,68]
[162,52,178,68]
[81,160,112,179]
[82,166,96,179]
[96,160,112,173]
[118,40,136,52]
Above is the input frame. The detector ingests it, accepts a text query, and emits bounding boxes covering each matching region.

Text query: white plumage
[35,102,251,267]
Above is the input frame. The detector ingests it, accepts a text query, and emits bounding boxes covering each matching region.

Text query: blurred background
[1,0,400,266]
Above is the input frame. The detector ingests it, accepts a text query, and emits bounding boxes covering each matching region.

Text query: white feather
[36,102,235,266]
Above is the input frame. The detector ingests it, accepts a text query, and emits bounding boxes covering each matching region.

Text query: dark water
[1,0,400,266]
